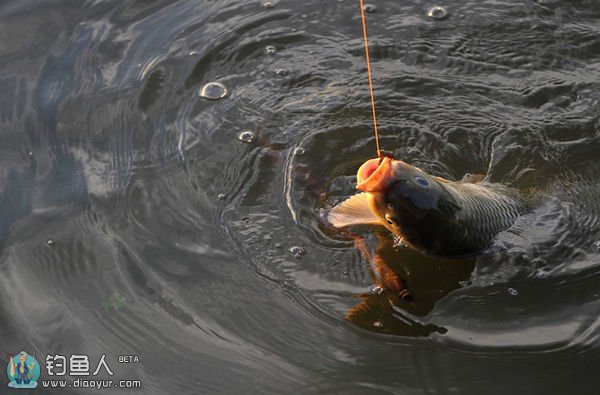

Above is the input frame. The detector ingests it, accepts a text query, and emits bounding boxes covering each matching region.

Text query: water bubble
[593,241,600,251]
[508,287,518,296]
[264,234,272,242]
[237,130,256,143]
[241,216,250,223]
[275,68,289,77]
[294,147,306,155]
[28,151,33,157]
[188,50,199,56]
[265,45,276,55]
[47,239,55,247]
[199,82,228,100]
[217,193,226,201]
[369,285,384,295]
[535,270,548,279]
[288,246,305,259]
[373,320,384,328]
[275,243,282,249]
[427,6,448,20]
[363,4,376,13]
[263,1,274,8]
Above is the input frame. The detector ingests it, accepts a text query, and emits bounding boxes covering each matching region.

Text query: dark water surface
[2,0,600,393]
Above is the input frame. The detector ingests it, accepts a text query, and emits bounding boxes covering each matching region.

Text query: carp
[328,157,523,256]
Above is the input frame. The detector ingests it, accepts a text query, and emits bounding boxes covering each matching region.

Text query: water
[1,0,600,393]
[237,130,257,143]
[427,6,449,20]
[199,82,228,100]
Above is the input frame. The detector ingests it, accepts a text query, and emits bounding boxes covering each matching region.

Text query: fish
[327,157,523,256]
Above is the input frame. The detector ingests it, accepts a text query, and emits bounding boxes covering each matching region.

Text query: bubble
[217,193,226,201]
[369,285,384,295]
[427,5,448,20]
[373,320,384,328]
[241,216,250,223]
[265,45,276,55]
[535,270,548,279]
[237,130,256,143]
[593,241,600,251]
[275,68,289,77]
[263,1,274,8]
[508,287,518,296]
[294,147,306,155]
[288,246,305,259]
[28,151,33,157]
[188,51,199,56]
[199,82,228,100]
[47,239,55,247]
[264,234,272,242]
[363,4,376,13]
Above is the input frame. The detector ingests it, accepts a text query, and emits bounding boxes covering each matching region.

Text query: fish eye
[385,214,395,226]
[413,176,429,187]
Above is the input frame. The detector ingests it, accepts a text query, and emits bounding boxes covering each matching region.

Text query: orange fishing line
[359,0,381,158]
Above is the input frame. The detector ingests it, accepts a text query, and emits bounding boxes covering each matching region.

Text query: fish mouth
[356,157,393,192]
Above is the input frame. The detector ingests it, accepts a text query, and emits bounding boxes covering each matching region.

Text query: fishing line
[359,0,382,158]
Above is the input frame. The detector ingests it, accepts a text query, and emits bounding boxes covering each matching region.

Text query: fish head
[356,157,460,250]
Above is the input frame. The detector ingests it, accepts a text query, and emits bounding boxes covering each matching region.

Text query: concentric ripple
[2,0,600,393]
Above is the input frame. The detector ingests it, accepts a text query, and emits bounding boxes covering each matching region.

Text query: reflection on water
[346,233,475,337]
[2,0,600,393]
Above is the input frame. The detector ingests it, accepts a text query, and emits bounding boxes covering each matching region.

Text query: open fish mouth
[356,157,393,193]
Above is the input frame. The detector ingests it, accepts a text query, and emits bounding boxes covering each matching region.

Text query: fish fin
[436,174,486,184]
[326,193,381,228]
[346,292,402,328]
[459,173,486,184]
[434,176,452,184]
[346,298,380,323]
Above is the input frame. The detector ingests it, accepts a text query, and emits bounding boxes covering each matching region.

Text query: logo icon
[6,351,40,389]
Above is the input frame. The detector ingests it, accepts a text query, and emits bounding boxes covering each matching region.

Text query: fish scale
[329,157,525,256]
[451,183,522,251]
